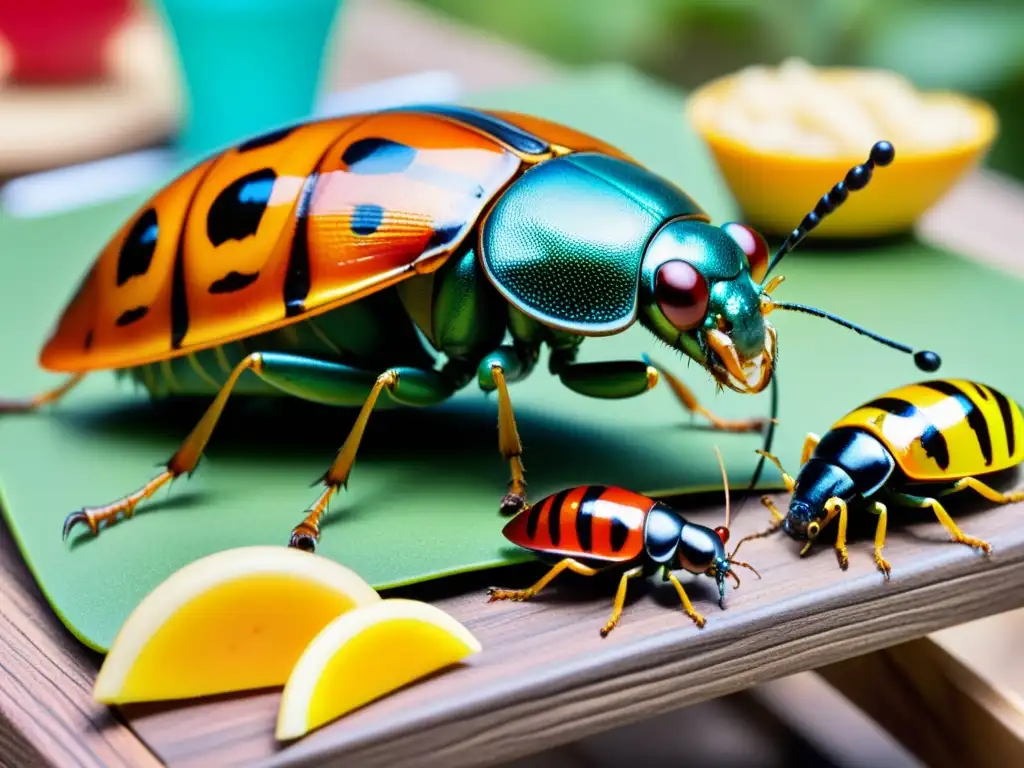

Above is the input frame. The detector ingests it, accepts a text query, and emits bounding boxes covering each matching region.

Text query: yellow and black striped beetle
[746,379,1024,578]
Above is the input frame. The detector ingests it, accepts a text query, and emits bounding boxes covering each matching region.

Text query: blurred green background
[411,0,1024,181]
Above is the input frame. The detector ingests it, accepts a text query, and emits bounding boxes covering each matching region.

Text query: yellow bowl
[686,68,999,239]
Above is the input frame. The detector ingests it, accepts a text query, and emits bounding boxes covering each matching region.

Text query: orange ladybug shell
[502,485,651,564]
[39,107,637,373]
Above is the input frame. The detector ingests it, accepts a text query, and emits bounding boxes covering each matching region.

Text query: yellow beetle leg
[800,432,821,465]
[645,355,767,433]
[762,496,785,523]
[62,355,263,541]
[288,369,400,551]
[489,362,529,516]
[801,498,846,566]
[0,373,86,414]
[940,477,1024,505]
[486,557,603,602]
[828,498,850,569]
[600,565,645,638]
[757,450,794,493]
[284,361,457,550]
[664,568,707,629]
[888,490,993,555]
[869,501,892,580]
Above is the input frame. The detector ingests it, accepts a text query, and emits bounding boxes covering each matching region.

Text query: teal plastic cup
[153,0,342,160]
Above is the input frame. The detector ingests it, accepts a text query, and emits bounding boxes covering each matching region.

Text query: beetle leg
[287,369,400,551]
[62,355,265,541]
[0,373,86,414]
[939,477,1024,505]
[887,490,993,555]
[729,500,785,553]
[800,432,821,465]
[288,365,457,551]
[644,355,768,433]
[823,497,849,569]
[486,557,603,602]
[663,568,707,629]
[477,347,537,516]
[869,500,892,580]
[600,565,645,637]
[62,353,456,545]
[754,450,796,492]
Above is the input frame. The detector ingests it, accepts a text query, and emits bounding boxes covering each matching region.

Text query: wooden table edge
[253,538,1024,767]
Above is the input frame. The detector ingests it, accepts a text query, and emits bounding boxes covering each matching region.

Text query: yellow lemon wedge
[275,598,482,740]
[93,546,380,705]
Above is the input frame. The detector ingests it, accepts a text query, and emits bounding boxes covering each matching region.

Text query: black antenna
[736,359,778,519]
[763,141,895,279]
[770,302,941,372]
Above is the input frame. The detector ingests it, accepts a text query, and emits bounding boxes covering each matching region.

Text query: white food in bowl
[704,57,984,157]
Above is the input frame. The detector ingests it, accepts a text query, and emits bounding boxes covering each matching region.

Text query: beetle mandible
[0,106,939,551]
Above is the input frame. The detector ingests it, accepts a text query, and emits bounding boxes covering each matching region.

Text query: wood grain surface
[0,522,160,768]
[116,490,1024,767]
[819,636,1024,768]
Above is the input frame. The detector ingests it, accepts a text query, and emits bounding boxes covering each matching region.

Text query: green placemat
[2,66,1022,652]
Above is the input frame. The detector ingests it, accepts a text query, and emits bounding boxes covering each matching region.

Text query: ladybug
[488,448,761,636]
[0,105,938,550]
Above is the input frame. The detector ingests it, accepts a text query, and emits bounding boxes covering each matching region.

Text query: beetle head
[639,218,776,394]
[679,522,760,609]
[640,140,944,396]
[783,459,856,545]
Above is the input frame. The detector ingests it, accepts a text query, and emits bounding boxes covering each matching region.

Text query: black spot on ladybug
[237,127,294,152]
[117,208,158,286]
[116,306,149,326]
[284,171,318,317]
[350,204,384,236]
[171,243,189,349]
[610,515,630,552]
[342,138,416,175]
[207,168,277,247]
[426,222,464,250]
[84,330,94,351]
[209,270,260,294]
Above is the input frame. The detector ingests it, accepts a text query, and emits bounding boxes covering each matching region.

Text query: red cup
[0,0,133,84]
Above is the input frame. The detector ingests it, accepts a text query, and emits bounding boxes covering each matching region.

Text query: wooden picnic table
[3,1,1024,766]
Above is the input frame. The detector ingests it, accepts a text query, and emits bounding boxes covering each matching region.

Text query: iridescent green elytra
[11,106,935,551]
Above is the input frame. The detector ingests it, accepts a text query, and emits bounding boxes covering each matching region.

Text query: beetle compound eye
[654,260,709,331]
[723,222,770,284]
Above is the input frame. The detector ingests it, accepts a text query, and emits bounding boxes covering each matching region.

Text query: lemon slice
[276,598,481,740]
[93,546,380,704]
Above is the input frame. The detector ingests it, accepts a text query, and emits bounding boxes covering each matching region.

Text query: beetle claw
[288,531,317,552]
[499,493,526,517]
[62,510,97,541]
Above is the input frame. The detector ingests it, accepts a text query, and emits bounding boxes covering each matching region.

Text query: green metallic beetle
[1,105,939,551]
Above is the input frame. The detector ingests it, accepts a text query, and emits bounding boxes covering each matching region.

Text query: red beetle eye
[724,222,770,284]
[654,260,709,331]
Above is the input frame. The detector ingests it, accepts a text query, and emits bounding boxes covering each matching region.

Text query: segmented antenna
[770,302,941,372]
[763,141,895,279]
